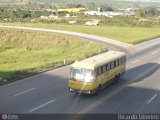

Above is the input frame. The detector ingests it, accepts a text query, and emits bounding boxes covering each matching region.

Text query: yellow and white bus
[68,51,126,95]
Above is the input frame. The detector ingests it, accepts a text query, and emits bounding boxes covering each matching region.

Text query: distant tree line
[0,2,160,27]
[136,7,160,17]
[0,8,51,19]
[65,3,84,8]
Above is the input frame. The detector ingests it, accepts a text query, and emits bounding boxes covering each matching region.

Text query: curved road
[0,26,160,120]
[0,25,135,54]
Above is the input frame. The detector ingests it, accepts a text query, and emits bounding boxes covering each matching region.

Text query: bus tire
[94,85,101,96]
[118,73,121,78]
[115,75,118,83]
[113,76,118,85]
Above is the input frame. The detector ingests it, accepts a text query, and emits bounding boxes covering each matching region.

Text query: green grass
[0,28,106,81]
[0,22,160,44]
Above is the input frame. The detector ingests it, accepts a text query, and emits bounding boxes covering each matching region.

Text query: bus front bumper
[69,88,97,94]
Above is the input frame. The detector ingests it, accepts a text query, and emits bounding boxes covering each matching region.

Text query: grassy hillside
[0,0,136,3]
[0,28,106,82]
[1,22,160,44]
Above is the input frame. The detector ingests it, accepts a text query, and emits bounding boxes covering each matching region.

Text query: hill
[1,0,158,3]
[0,0,160,4]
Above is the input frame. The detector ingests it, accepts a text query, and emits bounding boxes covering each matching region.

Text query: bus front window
[83,69,94,82]
[71,68,83,80]
[71,68,94,82]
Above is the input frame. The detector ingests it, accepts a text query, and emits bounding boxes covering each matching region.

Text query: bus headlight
[69,88,73,92]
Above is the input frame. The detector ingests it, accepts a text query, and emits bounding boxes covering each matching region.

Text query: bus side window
[97,67,100,76]
[124,56,126,63]
[111,61,114,69]
[114,60,116,67]
[103,65,107,73]
[107,63,110,71]
[101,66,103,74]
[114,61,116,67]
[105,64,107,71]
[122,56,126,63]
[118,58,121,65]
[116,59,118,67]
[121,57,124,64]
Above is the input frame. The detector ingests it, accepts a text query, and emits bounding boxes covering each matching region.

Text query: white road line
[152,51,158,55]
[146,94,157,104]
[131,60,139,64]
[140,45,153,50]
[29,99,55,112]
[14,87,36,96]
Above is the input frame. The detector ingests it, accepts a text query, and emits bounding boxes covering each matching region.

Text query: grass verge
[0,28,106,83]
[0,22,160,44]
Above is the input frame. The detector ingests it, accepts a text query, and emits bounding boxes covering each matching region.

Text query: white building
[84,11,135,17]
[40,16,49,19]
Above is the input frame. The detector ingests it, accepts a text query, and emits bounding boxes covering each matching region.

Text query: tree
[88,3,97,10]
[136,8,147,17]
[66,4,75,8]
[147,8,158,17]
[75,4,84,8]
[104,7,113,11]
[136,7,159,17]
[99,4,113,12]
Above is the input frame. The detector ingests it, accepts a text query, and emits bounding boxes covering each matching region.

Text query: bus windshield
[70,68,94,82]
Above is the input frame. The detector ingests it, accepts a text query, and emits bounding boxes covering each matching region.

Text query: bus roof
[71,51,126,69]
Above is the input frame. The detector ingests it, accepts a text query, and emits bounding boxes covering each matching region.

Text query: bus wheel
[94,85,101,96]
[115,75,118,83]
[113,76,118,85]
[118,73,121,78]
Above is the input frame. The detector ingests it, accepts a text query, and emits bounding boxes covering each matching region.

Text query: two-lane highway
[0,26,160,120]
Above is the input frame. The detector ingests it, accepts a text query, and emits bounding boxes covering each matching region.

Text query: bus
[68,51,126,95]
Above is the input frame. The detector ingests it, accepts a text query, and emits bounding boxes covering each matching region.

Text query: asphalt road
[0,26,160,120]
[0,25,135,54]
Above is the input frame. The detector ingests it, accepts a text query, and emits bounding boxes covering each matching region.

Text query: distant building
[126,8,134,12]
[40,16,49,19]
[84,11,125,17]
[84,8,135,17]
